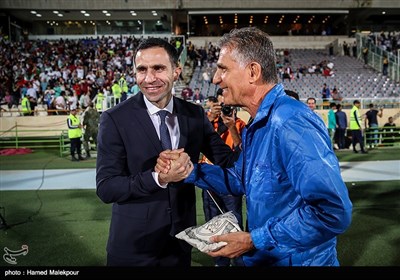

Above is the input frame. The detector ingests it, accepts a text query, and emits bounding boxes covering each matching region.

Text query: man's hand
[156,149,183,174]
[220,113,236,129]
[221,113,242,148]
[156,149,194,185]
[207,231,255,259]
[210,103,222,116]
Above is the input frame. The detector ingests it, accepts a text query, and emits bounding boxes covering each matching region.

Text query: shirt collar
[143,95,174,116]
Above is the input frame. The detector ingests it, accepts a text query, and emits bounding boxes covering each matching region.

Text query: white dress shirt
[143,96,180,188]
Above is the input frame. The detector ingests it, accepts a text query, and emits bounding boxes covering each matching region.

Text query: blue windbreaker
[186,83,352,266]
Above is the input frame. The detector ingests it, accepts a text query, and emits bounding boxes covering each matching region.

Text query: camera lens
[221,103,233,116]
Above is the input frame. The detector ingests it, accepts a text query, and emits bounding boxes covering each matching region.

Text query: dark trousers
[202,190,243,266]
[121,92,127,102]
[70,137,82,157]
[336,128,346,149]
[351,129,366,152]
[383,65,388,76]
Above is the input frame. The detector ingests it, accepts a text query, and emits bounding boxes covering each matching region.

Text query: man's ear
[173,67,182,81]
[248,62,262,84]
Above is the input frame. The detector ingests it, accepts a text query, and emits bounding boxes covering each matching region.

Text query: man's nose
[144,71,156,82]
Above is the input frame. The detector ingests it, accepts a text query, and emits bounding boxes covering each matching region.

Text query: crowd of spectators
[367,31,400,56]
[0,34,185,114]
[1,32,398,116]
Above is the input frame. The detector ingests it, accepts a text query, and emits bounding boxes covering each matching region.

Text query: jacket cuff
[250,224,276,251]
[184,163,197,184]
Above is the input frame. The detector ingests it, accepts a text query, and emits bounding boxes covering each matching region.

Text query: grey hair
[217,27,278,84]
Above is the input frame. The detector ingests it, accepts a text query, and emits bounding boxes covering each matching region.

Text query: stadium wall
[1,108,399,136]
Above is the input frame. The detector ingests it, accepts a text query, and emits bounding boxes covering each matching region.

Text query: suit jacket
[96,92,235,265]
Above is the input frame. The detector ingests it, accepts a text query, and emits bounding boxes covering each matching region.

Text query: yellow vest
[96,92,105,111]
[112,83,122,98]
[68,114,82,139]
[349,105,361,130]
[21,97,31,114]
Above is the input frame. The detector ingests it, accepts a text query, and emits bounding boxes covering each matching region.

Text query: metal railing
[357,33,400,82]
[0,125,69,157]
[364,126,400,148]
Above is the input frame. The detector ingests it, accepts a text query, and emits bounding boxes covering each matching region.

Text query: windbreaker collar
[251,83,285,125]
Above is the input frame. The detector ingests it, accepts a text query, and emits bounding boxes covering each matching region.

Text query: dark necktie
[158,110,172,150]
[158,110,175,235]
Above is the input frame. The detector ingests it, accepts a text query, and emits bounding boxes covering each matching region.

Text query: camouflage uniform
[82,105,100,157]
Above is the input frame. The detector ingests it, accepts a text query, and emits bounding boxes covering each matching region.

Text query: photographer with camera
[201,88,246,266]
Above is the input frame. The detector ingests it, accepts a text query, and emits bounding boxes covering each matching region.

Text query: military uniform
[82,104,100,157]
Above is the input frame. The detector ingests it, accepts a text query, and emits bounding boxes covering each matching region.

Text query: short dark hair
[207,96,218,103]
[216,88,223,97]
[135,38,179,67]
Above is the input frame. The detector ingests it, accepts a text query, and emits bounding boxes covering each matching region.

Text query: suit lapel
[132,95,190,152]
[174,97,188,149]
[132,93,163,153]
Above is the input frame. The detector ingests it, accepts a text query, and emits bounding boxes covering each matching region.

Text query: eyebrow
[216,63,226,69]
[136,64,167,70]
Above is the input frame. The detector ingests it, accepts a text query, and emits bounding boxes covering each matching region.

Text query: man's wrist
[152,171,168,188]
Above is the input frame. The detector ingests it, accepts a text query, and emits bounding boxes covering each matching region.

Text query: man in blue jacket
[157,27,352,266]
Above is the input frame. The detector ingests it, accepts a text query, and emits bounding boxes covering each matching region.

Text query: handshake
[155,148,194,185]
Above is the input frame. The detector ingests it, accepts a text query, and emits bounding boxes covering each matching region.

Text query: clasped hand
[155,149,255,258]
[155,148,194,185]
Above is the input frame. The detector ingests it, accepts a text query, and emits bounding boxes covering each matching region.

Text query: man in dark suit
[96,38,236,266]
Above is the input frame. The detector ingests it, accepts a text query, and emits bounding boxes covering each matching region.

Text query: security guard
[21,95,32,116]
[95,89,105,112]
[350,100,367,154]
[118,74,128,102]
[111,79,122,105]
[67,105,84,161]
